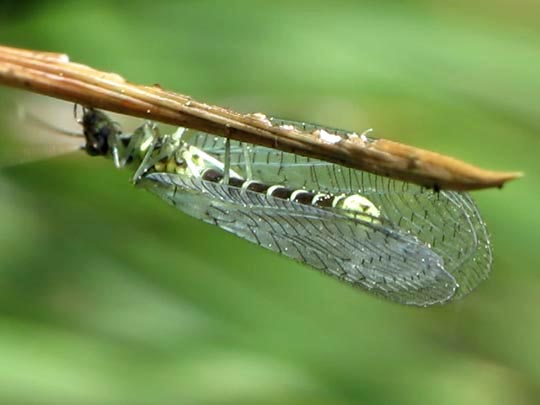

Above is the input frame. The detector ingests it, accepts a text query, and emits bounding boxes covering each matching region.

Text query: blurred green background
[0,1,539,404]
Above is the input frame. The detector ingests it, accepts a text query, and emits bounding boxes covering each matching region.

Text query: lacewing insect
[77,106,491,306]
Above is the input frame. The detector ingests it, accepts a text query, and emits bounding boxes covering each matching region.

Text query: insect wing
[139,172,457,306]
[186,122,492,301]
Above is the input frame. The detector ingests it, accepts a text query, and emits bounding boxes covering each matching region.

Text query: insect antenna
[19,105,83,139]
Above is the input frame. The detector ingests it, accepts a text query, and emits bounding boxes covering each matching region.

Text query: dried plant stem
[0,45,521,190]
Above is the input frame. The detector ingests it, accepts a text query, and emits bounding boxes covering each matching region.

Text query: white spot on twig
[316,129,342,144]
[347,128,373,145]
[250,112,272,126]
[359,128,374,142]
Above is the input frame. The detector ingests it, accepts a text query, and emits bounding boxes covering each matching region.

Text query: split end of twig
[371,139,523,191]
[436,170,523,191]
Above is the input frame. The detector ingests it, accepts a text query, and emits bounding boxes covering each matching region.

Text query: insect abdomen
[199,169,380,219]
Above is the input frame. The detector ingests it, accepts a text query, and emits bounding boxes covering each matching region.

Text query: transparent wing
[184,118,492,300]
[139,172,457,306]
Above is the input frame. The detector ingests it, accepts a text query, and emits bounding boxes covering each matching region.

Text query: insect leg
[223,138,231,184]
[131,123,160,182]
[242,143,253,180]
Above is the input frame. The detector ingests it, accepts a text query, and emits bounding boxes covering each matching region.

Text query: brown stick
[0,45,521,191]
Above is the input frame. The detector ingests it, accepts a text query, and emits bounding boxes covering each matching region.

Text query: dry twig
[0,45,521,190]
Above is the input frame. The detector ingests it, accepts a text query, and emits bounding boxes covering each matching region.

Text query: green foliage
[0,1,539,403]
